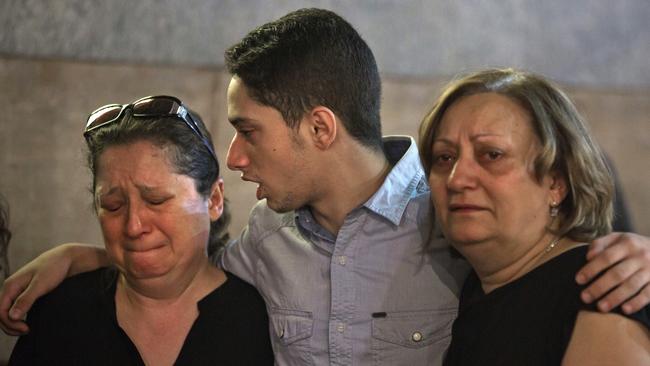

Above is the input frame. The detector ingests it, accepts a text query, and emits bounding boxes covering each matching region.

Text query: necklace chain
[544,236,562,253]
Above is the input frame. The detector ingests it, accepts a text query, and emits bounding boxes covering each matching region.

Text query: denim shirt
[222,136,470,366]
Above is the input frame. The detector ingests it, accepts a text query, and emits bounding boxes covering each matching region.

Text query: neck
[117,258,224,309]
[309,145,390,235]
[463,233,568,293]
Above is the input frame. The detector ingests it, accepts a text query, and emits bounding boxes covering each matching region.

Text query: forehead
[438,92,534,137]
[226,76,289,130]
[227,77,271,115]
[96,141,175,180]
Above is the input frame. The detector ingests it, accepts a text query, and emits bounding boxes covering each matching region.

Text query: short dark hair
[84,109,230,256]
[225,8,383,151]
[419,68,613,241]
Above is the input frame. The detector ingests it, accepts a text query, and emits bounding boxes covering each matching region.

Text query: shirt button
[336,323,345,333]
[338,255,347,265]
[412,331,423,342]
[279,328,285,338]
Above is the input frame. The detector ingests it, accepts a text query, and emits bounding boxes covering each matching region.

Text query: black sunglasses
[84,95,219,172]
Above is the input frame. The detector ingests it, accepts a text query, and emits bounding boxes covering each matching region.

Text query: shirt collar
[364,135,425,225]
[296,135,426,231]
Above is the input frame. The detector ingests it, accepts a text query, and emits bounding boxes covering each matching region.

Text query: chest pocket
[269,308,314,366]
[371,308,456,366]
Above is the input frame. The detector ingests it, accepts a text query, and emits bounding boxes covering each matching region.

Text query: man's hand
[576,232,650,314]
[0,243,107,335]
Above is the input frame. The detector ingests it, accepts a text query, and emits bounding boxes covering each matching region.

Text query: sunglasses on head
[84,95,219,171]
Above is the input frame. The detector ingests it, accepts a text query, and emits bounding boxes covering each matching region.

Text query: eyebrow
[228,116,256,127]
[136,184,162,194]
[98,184,163,198]
[434,133,504,144]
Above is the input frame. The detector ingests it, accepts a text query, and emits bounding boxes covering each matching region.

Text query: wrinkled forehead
[437,92,536,138]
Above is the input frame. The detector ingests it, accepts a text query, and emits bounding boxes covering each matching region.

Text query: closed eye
[100,203,123,212]
[146,196,171,206]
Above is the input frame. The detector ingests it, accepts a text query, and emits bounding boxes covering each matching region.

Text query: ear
[208,178,224,221]
[548,171,568,206]
[306,106,338,150]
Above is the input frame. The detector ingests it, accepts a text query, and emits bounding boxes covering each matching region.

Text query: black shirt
[444,246,650,365]
[10,267,274,365]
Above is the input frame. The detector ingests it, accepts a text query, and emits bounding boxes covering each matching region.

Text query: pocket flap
[270,308,314,346]
[372,309,455,348]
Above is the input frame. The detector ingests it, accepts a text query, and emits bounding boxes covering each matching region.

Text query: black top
[9,267,274,365]
[444,246,650,365]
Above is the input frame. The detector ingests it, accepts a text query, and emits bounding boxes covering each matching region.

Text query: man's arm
[220,204,265,287]
[0,243,107,335]
[578,232,650,313]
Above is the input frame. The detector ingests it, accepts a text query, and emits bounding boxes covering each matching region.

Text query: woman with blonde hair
[419,69,650,365]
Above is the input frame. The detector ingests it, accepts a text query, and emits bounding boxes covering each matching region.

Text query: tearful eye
[435,153,455,164]
[486,151,503,160]
[431,152,456,172]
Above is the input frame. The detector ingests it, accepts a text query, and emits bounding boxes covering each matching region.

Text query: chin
[266,196,301,213]
[122,255,174,279]
[124,263,172,280]
[445,227,491,245]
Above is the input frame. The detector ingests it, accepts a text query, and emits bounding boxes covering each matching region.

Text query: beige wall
[0,57,649,356]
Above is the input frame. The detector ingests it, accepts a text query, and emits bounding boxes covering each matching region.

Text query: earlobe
[309,106,337,149]
[208,178,224,221]
[549,173,568,205]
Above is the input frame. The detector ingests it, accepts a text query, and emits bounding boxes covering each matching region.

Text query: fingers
[622,284,650,314]
[576,240,630,286]
[0,279,30,335]
[585,232,624,260]
[587,266,650,312]
[578,231,650,313]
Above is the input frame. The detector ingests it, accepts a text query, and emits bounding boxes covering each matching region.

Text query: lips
[448,203,487,212]
[124,243,165,253]
[241,176,264,200]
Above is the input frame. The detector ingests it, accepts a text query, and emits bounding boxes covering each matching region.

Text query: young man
[2,8,650,366]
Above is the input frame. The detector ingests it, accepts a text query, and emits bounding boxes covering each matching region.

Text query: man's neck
[309,146,391,236]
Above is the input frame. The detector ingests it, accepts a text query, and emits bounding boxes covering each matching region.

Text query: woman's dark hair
[84,109,230,257]
[0,194,11,278]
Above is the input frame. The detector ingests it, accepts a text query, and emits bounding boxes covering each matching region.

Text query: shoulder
[35,267,115,309]
[223,271,264,297]
[564,310,650,365]
[247,200,296,238]
[210,271,267,311]
[21,267,116,344]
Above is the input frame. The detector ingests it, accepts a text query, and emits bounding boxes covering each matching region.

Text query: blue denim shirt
[222,136,470,366]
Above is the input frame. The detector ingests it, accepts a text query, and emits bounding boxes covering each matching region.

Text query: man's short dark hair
[225,8,383,151]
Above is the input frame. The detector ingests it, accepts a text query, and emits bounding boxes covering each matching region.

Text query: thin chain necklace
[544,236,562,253]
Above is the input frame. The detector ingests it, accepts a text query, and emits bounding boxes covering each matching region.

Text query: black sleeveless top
[10,267,274,365]
[444,246,650,365]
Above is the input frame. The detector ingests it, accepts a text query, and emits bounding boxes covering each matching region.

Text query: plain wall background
[1,0,649,359]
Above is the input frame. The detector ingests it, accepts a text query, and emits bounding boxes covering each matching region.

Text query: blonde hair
[419,68,613,241]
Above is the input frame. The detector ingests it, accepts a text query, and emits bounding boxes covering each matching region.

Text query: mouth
[241,176,265,200]
[240,175,258,184]
[448,203,487,213]
[124,243,165,253]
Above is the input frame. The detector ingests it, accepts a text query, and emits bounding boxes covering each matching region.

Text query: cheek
[98,215,122,241]
[428,175,448,204]
[168,206,212,245]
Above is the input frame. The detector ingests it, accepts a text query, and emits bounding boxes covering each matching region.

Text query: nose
[446,154,478,192]
[125,201,149,239]
[226,133,249,172]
